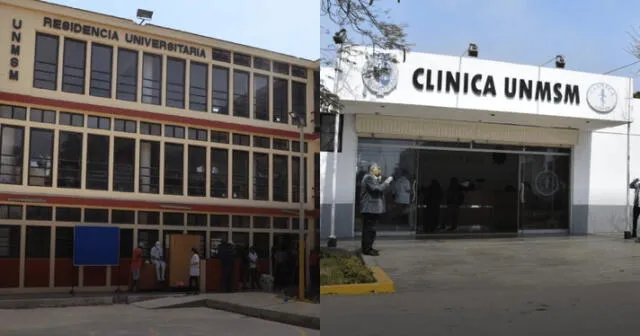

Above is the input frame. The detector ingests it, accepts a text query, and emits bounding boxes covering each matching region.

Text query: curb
[204,299,320,330]
[0,294,166,310]
[320,266,396,295]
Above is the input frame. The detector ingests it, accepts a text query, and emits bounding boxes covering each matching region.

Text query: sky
[43,0,320,61]
[320,0,640,90]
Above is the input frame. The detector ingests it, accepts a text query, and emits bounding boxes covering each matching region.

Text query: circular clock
[586,82,617,114]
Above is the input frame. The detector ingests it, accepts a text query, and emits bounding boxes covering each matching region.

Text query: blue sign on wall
[73,226,120,266]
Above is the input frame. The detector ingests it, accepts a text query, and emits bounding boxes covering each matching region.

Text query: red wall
[0,259,20,288]
[24,259,50,287]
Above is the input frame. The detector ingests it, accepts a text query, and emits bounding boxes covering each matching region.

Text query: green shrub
[320,248,375,285]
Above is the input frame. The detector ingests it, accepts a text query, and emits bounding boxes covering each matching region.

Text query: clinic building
[320,46,639,239]
[0,0,319,292]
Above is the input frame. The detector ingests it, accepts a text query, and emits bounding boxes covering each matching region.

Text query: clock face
[586,83,617,114]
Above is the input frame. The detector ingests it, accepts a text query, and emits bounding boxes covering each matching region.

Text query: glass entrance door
[518,152,571,233]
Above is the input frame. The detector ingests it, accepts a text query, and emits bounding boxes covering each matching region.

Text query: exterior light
[136,9,153,25]
[555,55,566,69]
[467,43,478,57]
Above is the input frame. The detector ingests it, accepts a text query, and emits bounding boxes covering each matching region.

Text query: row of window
[1,104,310,152]
[0,124,309,201]
[34,33,309,123]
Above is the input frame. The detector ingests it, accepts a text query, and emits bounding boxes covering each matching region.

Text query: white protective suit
[150,241,166,281]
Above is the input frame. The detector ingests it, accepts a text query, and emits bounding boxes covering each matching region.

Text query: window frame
[61,38,87,94]
[166,57,186,109]
[90,43,113,98]
[33,33,59,91]
[116,48,138,102]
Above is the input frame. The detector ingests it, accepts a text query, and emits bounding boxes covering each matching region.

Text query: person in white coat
[189,247,201,295]
[150,241,166,282]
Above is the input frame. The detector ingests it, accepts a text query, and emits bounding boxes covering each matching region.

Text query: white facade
[320,46,640,239]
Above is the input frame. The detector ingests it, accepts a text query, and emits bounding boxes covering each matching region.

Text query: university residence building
[0,0,319,292]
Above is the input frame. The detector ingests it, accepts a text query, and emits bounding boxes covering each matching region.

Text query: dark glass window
[0,105,27,120]
[273,78,288,123]
[253,136,270,149]
[163,212,184,226]
[232,215,250,228]
[292,141,308,153]
[28,128,54,187]
[273,61,289,75]
[90,43,113,98]
[113,137,135,192]
[188,128,208,141]
[0,125,24,185]
[57,131,82,188]
[233,70,250,118]
[253,57,271,71]
[114,119,137,133]
[273,154,288,202]
[188,145,206,197]
[59,112,84,127]
[139,140,160,194]
[120,228,134,258]
[292,157,308,202]
[212,67,229,114]
[55,207,81,222]
[138,229,159,253]
[233,53,251,67]
[253,232,270,258]
[253,216,270,229]
[210,231,228,257]
[26,226,51,258]
[273,217,289,229]
[253,152,269,201]
[62,38,86,94]
[142,53,162,105]
[116,48,138,101]
[0,225,20,258]
[166,57,185,108]
[210,148,228,198]
[291,65,307,78]
[138,211,160,225]
[273,138,289,151]
[55,227,73,258]
[140,122,161,136]
[84,208,108,223]
[210,214,229,228]
[189,62,208,112]
[87,116,111,130]
[26,206,52,221]
[86,134,109,190]
[112,209,135,224]
[211,131,229,144]
[33,33,59,90]
[187,213,207,227]
[29,108,56,124]
[292,81,307,123]
[164,125,185,139]
[164,143,184,195]
[232,150,249,199]
[0,204,22,219]
[212,48,231,63]
[232,133,250,146]
[254,74,269,120]
[320,114,344,152]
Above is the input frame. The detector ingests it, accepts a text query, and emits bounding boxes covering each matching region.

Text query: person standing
[188,247,200,295]
[130,242,143,292]
[219,239,235,292]
[629,178,640,238]
[247,247,260,290]
[150,241,166,282]
[360,163,393,256]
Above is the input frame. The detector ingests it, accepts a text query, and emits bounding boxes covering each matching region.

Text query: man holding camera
[360,163,393,256]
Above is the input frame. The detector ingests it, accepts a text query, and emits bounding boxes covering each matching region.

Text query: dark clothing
[361,213,379,252]
[248,268,260,290]
[423,182,443,232]
[445,182,463,230]
[219,242,235,292]
[634,206,640,237]
[189,276,199,294]
[629,180,640,237]
[360,173,391,214]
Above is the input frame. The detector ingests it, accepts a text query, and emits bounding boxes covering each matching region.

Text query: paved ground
[0,305,317,336]
[322,235,640,335]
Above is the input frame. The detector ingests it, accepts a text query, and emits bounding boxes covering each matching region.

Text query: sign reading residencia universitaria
[42,16,207,58]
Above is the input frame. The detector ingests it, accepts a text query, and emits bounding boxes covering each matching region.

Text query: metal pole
[328,45,342,247]
[298,123,310,296]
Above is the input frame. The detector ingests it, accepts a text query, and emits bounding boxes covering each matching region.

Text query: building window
[320,114,344,152]
[33,33,59,90]
[85,208,108,223]
[253,136,270,149]
[86,134,109,190]
[211,131,229,144]
[26,206,53,221]
[232,150,249,199]
[114,119,136,133]
[90,43,113,98]
[253,216,270,229]
[292,157,308,202]
[273,217,289,229]
[113,137,135,192]
[164,125,185,139]
[273,61,289,75]
[87,116,111,130]
[212,48,231,63]
[211,148,228,198]
[26,226,51,258]
[140,122,161,136]
[0,204,22,219]
[0,225,20,258]
[0,125,24,185]
[232,215,251,228]
[166,57,185,108]
[59,112,84,127]
[253,57,271,71]
[253,152,269,201]
[0,104,27,121]
[55,207,81,222]
[187,213,207,227]
[62,38,87,94]
[189,62,208,112]
[292,65,307,79]
[163,212,184,226]
[292,81,306,122]
[233,53,251,67]
[233,70,250,118]
[212,66,229,115]
[254,74,269,120]
[112,209,135,224]
[273,155,288,202]
[273,138,289,151]
[117,48,138,102]
[29,108,56,124]
[164,143,184,195]
[253,232,270,258]
[120,229,134,258]
[142,53,162,105]
[28,128,54,187]
[138,211,159,225]
[139,140,160,194]
[273,78,288,123]
[188,128,208,141]
[55,227,73,258]
[210,214,229,228]
[232,133,250,146]
[138,229,159,252]
[292,141,308,153]
[57,131,82,188]
[188,145,206,197]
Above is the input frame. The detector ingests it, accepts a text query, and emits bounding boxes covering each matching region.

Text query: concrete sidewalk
[0,291,169,309]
